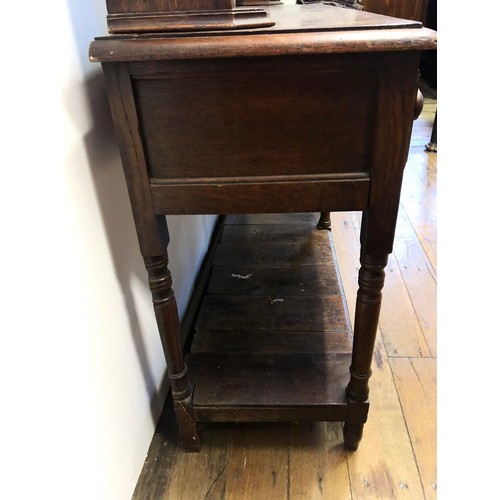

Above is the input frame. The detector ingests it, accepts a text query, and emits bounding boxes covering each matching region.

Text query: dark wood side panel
[106,0,234,14]
[150,177,370,215]
[132,55,379,180]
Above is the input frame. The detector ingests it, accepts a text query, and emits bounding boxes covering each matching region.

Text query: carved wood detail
[145,255,191,401]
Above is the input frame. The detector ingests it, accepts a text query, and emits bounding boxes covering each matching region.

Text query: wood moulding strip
[150,174,370,215]
[107,9,274,34]
[90,28,436,62]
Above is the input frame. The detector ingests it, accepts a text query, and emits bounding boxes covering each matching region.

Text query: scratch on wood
[374,348,383,369]
[204,462,228,499]
[317,472,324,494]
[272,470,277,487]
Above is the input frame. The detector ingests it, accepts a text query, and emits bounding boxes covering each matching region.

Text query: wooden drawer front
[132,55,379,181]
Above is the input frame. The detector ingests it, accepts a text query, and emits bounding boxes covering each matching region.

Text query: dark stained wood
[105,0,274,34]
[225,213,318,225]
[207,265,341,296]
[133,55,377,181]
[150,176,370,215]
[101,63,169,256]
[191,330,352,353]
[220,221,322,242]
[107,9,274,34]
[188,352,351,414]
[91,2,437,452]
[196,295,349,332]
[213,241,334,266]
[189,215,352,424]
[90,27,436,62]
[97,4,423,39]
[341,53,422,443]
[361,51,422,256]
[317,211,332,230]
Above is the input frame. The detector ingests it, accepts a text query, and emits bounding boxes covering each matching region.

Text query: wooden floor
[132,95,437,500]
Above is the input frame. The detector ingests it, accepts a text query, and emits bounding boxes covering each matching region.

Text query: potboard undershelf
[187,213,353,423]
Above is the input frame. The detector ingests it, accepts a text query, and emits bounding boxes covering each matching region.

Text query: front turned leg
[317,212,331,231]
[145,255,200,452]
[344,253,388,451]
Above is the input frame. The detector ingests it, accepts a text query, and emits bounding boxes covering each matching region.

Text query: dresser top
[90,4,437,62]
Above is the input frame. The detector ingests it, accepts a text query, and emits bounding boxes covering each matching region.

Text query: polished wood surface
[131,98,437,498]
[91,3,436,453]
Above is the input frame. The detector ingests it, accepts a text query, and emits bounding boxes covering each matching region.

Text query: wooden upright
[90,2,436,452]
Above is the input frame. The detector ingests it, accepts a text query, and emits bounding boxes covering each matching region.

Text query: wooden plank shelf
[187,213,353,423]
[188,352,351,422]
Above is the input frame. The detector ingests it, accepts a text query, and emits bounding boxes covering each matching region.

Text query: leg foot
[343,422,364,451]
[344,252,387,451]
[425,111,437,152]
[317,212,331,231]
[174,399,201,452]
[344,396,369,451]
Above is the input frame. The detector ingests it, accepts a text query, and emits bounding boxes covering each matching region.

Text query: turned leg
[426,111,437,153]
[145,254,201,452]
[317,212,331,231]
[344,253,388,450]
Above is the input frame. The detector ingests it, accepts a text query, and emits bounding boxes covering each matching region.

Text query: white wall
[2,3,216,499]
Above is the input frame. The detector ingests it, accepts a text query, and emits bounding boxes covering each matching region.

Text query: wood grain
[379,252,432,357]
[133,56,377,180]
[207,264,341,296]
[392,207,437,356]
[196,295,349,332]
[224,423,289,500]
[346,336,425,498]
[191,330,352,354]
[213,240,334,266]
[221,221,323,243]
[188,352,351,409]
[390,357,437,498]
[289,422,351,500]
